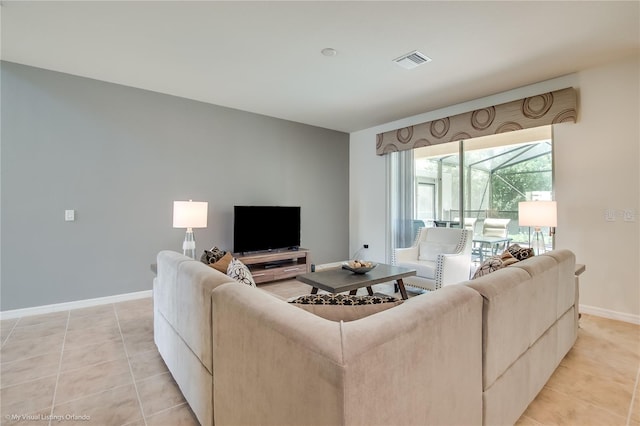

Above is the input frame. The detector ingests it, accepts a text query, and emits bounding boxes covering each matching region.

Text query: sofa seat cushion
[396,259,436,279]
[289,293,402,322]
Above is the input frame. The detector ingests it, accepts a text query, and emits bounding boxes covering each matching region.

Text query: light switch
[65,209,75,222]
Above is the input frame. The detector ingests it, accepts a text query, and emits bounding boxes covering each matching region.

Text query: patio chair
[455,217,477,234]
[393,227,473,291]
[434,220,461,228]
[412,220,426,238]
[482,218,511,238]
[473,218,511,260]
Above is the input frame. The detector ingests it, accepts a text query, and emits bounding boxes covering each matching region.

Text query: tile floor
[0,282,638,426]
[0,298,195,426]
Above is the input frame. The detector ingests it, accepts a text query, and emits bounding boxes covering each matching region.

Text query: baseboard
[0,290,153,320]
[580,304,640,325]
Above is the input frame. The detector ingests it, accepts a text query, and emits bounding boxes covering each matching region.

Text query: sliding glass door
[463,136,553,247]
[390,126,554,257]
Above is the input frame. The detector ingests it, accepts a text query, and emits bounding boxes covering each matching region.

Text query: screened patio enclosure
[412,130,554,249]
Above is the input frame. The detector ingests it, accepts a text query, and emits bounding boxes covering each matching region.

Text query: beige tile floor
[0,282,638,426]
[0,299,194,426]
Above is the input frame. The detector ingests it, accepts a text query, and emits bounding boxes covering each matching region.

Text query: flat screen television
[233,206,301,253]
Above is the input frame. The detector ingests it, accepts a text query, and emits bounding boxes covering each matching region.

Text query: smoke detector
[393,50,432,69]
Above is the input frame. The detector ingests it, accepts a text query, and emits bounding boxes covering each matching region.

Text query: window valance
[376,87,577,155]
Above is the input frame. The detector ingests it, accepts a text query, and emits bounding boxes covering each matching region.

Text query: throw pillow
[502,257,520,267]
[227,258,256,287]
[506,244,535,261]
[472,256,504,279]
[200,246,226,264]
[289,293,402,322]
[418,242,457,262]
[210,252,233,273]
[499,250,519,265]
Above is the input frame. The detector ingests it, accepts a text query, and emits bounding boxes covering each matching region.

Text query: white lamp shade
[518,201,557,227]
[173,201,208,229]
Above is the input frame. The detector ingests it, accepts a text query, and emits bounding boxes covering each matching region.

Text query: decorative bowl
[342,260,377,274]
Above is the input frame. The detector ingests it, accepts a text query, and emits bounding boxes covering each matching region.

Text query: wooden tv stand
[234,248,311,284]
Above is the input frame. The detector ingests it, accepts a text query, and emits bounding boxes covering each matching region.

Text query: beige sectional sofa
[466,249,578,425]
[153,248,577,426]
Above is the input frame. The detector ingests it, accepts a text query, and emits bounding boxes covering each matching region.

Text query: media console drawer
[250,270,276,284]
[234,248,311,285]
[274,264,308,280]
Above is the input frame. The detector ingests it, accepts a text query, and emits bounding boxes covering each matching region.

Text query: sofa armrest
[155,250,235,374]
[394,246,419,264]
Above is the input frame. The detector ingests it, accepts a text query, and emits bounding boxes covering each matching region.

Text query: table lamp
[518,201,557,255]
[173,200,208,259]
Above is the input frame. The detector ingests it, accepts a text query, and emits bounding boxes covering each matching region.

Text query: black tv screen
[233,206,301,253]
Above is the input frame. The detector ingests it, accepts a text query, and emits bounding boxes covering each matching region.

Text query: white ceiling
[2,1,639,133]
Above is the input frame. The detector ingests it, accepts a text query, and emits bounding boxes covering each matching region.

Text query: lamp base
[531,227,546,255]
[183,228,197,259]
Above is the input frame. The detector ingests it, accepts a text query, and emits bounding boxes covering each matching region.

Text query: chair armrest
[438,252,472,286]
[394,247,419,264]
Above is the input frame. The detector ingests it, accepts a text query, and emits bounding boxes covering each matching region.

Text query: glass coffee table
[296,263,416,300]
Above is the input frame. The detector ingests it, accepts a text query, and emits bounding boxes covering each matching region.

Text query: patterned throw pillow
[506,244,535,261]
[200,246,226,264]
[289,293,402,322]
[498,250,519,266]
[472,256,505,279]
[290,293,399,306]
[210,252,233,273]
[226,258,256,287]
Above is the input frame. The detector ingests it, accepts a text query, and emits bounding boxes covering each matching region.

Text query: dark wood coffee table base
[299,264,415,300]
[310,279,408,299]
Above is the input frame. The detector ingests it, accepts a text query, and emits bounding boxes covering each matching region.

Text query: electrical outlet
[65,209,75,222]
[623,209,635,222]
[363,244,369,249]
[604,208,616,222]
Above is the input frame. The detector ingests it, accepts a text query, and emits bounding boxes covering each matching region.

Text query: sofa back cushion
[537,250,577,319]
[465,266,532,388]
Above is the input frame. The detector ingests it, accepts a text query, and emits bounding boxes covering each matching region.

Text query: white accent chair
[393,227,473,291]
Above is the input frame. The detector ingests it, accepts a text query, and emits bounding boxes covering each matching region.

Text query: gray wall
[1,61,349,311]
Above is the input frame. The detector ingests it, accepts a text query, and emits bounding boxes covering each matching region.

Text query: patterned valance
[376,87,577,155]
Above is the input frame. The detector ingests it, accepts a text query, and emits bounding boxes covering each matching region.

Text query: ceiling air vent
[393,50,432,70]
